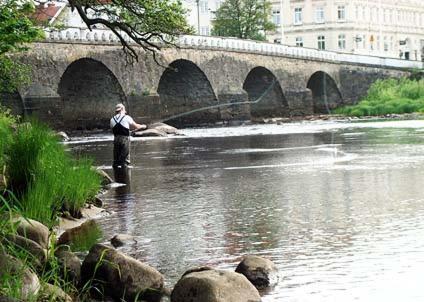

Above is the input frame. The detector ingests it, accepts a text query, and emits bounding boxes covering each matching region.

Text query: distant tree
[211,0,275,41]
[66,0,193,61]
[0,0,44,92]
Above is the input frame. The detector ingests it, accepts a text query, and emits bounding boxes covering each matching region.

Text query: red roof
[32,3,61,23]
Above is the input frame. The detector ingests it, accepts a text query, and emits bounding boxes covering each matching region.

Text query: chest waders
[112,115,130,168]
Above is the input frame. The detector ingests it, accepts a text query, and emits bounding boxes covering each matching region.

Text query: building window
[384,36,388,51]
[338,5,346,21]
[273,10,281,25]
[200,26,210,36]
[315,7,325,23]
[199,1,208,14]
[296,36,303,47]
[318,35,325,50]
[338,34,346,49]
[294,7,303,25]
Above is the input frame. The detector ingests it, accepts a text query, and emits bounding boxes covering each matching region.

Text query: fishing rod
[159,79,278,123]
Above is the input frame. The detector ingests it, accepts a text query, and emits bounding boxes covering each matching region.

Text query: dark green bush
[336,78,424,117]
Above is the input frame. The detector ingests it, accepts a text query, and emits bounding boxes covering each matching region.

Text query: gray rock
[132,129,167,137]
[235,255,278,289]
[171,268,261,302]
[97,169,113,186]
[110,234,137,248]
[2,234,47,270]
[81,244,164,302]
[0,254,41,300]
[12,216,50,249]
[0,296,21,302]
[39,283,72,302]
[56,131,70,142]
[148,123,181,135]
[55,246,81,284]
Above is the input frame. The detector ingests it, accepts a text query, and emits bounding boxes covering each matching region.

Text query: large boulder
[235,255,278,289]
[132,129,167,137]
[171,267,261,302]
[81,244,164,302]
[12,217,50,249]
[0,254,41,300]
[2,234,47,270]
[148,123,181,135]
[55,246,81,285]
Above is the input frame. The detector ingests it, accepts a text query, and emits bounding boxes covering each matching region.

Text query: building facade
[272,0,424,61]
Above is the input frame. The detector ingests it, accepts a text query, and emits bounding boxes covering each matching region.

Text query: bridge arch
[243,67,289,118]
[307,71,343,114]
[58,58,126,130]
[157,59,218,127]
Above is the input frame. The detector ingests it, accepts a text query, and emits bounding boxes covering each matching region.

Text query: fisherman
[110,103,146,168]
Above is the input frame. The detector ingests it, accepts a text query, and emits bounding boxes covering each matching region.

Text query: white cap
[115,103,125,113]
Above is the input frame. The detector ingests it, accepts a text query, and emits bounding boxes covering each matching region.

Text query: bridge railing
[44,28,423,69]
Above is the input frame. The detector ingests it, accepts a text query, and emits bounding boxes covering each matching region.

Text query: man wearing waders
[110,103,145,168]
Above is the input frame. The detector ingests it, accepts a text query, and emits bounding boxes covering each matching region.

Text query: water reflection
[73,122,424,301]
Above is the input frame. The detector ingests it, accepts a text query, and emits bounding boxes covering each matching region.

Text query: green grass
[0,117,101,227]
[0,106,16,169]
[335,78,424,117]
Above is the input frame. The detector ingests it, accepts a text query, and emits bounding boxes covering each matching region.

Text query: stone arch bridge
[3,32,421,130]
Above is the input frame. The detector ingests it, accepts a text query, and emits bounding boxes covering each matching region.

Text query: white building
[182,0,222,36]
[271,0,424,61]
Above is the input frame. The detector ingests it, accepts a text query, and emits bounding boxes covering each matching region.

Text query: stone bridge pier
[4,41,411,130]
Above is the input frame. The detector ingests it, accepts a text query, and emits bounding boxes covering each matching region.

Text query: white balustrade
[42,28,423,69]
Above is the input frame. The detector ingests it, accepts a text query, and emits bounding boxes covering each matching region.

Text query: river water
[71,120,424,301]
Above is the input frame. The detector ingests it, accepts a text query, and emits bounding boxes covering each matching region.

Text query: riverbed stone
[0,254,41,300]
[171,268,261,302]
[97,169,113,186]
[3,234,47,270]
[39,283,72,302]
[235,255,278,289]
[55,246,81,284]
[56,131,70,142]
[132,129,167,137]
[110,234,137,248]
[12,216,50,249]
[81,243,164,302]
[148,123,181,135]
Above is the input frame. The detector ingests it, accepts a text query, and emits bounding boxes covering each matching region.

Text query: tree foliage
[0,0,44,92]
[211,0,275,41]
[67,0,193,61]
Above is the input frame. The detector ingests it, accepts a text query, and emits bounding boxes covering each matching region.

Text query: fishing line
[160,79,278,123]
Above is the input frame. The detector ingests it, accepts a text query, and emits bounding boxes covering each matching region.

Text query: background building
[37,0,424,61]
[275,0,424,61]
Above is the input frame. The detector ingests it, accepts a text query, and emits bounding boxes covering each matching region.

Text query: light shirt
[110,114,134,130]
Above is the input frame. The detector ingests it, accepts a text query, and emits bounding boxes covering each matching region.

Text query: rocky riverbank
[1,167,280,302]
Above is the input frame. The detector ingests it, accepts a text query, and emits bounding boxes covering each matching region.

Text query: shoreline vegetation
[335,78,424,117]
[0,108,104,301]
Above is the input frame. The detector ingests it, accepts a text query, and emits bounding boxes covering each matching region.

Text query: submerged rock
[171,267,261,302]
[81,244,164,302]
[235,255,278,289]
[110,234,137,248]
[12,216,50,249]
[0,254,41,300]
